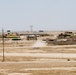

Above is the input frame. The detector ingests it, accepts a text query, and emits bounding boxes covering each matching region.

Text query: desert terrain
[0,31,76,75]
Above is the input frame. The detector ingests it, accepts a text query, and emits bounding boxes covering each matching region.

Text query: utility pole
[2,28,5,62]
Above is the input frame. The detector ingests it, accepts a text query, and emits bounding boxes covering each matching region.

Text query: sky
[0,0,76,31]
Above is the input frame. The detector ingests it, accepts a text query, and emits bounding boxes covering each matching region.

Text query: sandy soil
[0,39,76,75]
[0,53,76,59]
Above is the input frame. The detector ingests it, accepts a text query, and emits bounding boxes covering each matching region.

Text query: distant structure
[7,30,11,34]
[26,35,37,40]
[30,25,33,32]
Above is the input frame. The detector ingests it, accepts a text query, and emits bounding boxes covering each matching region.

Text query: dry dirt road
[0,61,76,75]
[0,53,76,58]
[0,42,76,75]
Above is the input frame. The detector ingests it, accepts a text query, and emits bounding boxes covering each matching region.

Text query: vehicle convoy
[46,31,76,45]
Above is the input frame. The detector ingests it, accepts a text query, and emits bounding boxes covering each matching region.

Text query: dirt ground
[0,39,76,75]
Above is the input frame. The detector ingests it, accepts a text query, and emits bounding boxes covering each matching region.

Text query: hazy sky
[0,0,76,31]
